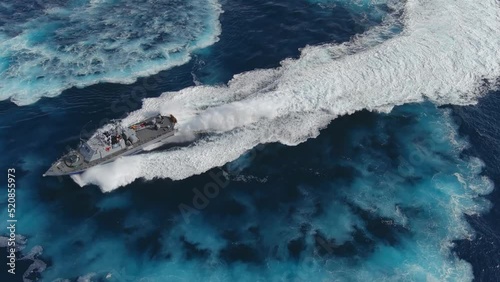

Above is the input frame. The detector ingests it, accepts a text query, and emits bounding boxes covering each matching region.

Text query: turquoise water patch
[0,0,222,105]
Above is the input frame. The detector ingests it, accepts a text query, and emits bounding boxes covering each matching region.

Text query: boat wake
[69,103,494,281]
[74,0,500,192]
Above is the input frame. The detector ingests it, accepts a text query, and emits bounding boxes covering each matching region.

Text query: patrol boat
[43,114,177,176]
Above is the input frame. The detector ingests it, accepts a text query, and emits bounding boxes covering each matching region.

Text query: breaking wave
[0,0,222,105]
[75,0,500,191]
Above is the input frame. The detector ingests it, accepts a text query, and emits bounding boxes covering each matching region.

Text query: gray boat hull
[44,115,177,177]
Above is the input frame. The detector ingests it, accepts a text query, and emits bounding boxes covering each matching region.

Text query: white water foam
[77,0,500,192]
[0,0,223,105]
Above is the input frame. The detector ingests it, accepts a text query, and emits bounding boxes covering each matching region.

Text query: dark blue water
[194,0,380,84]
[0,0,499,281]
[452,93,500,281]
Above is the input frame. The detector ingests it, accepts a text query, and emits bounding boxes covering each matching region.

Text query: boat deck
[43,115,176,176]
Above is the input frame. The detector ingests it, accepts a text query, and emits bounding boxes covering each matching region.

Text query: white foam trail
[78,0,500,191]
[72,156,142,192]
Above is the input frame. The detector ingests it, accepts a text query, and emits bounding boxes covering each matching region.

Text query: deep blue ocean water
[452,93,500,281]
[0,0,499,281]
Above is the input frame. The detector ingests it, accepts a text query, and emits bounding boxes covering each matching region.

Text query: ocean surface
[1,0,500,281]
